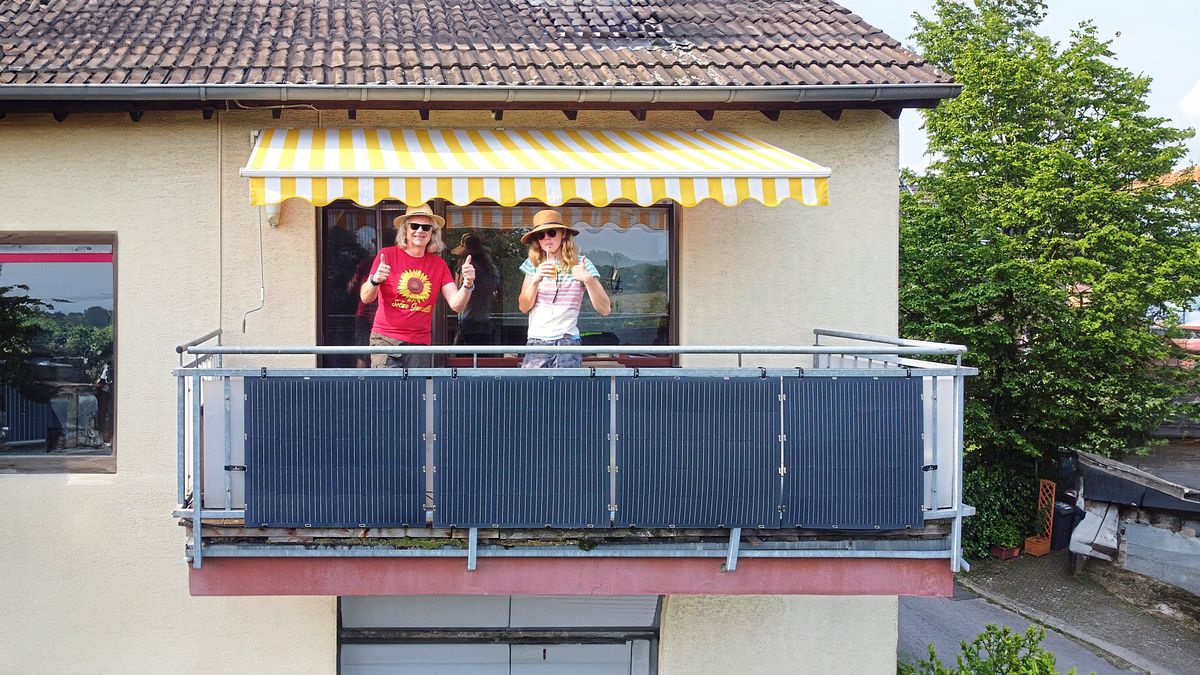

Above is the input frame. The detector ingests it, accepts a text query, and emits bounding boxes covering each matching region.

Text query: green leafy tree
[900,624,1071,674]
[902,0,1200,462]
[0,284,49,391]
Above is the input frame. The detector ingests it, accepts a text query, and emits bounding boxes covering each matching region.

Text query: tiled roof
[0,0,951,88]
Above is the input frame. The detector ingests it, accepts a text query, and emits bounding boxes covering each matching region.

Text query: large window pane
[321,207,384,368]
[0,244,114,456]
[442,205,671,349]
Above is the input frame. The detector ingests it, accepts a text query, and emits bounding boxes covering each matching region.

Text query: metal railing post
[223,375,233,510]
[950,373,966,573]
[929,376,939,511]
[191,373,204,568]
[176,374,186,505]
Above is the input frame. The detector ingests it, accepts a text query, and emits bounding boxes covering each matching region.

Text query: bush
[962,462,1039,558]
[900,624,1071,674]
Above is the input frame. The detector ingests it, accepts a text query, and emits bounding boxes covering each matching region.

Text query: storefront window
[0,243,115,459]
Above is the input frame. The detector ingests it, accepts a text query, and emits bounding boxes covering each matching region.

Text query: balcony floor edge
[189,556,953,597]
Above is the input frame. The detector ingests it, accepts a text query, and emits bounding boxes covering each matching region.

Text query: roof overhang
[0,83,962,114]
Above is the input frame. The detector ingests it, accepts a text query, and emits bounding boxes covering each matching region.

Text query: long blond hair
[397,223,446,254]
[527,232,578,273]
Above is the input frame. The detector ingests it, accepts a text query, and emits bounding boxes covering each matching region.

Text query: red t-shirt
[369,247,453,344]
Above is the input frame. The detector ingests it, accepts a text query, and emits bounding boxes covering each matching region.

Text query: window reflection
[0,244,114,456]
[443,205,671,350]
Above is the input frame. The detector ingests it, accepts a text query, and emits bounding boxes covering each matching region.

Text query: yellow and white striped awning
[242,128,830,208]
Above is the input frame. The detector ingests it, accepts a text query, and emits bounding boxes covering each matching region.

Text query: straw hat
[451,233,481,255]
[393,203,446,229]
[520,209,580,244]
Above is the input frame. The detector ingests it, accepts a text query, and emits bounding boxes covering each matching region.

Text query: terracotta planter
[989,544,1021,560]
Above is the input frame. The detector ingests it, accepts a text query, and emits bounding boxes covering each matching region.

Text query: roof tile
[1,0,951,88]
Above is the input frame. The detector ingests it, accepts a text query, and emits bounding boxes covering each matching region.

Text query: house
[0,1,973,672]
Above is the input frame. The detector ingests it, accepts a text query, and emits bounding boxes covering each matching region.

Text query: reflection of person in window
[348,255,379,367]
[451,233,500,345]
[360,203,476,368]
[517,209,611,368]
[93,361,113,444]
[610,265,622,293]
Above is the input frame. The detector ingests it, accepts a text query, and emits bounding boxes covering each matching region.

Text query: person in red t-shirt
[359,203,476,367]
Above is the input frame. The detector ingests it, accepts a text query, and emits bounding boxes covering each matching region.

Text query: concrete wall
[0,107,900,672]
[659,595,899,674]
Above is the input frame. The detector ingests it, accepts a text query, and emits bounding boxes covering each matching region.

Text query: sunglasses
[408,222,434,232]
[534,228,563,240]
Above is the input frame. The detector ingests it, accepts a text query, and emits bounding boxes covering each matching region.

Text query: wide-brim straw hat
[393,203,446,229]
[520,209,580,244]
[451,233,481,255]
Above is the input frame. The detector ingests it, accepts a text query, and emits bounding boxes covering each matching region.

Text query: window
[318,201,675,366]
[0,237,116,472]
[441,205,672,351]
[339,595,659,674]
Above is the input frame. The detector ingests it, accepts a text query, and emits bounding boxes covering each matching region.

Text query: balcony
[174,330,976,595]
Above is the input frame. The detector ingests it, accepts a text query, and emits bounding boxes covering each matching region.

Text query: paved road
[899,585,1137,674]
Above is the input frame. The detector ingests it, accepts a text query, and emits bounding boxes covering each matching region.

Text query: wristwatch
[462,283,475,291]
[369,277,381,286]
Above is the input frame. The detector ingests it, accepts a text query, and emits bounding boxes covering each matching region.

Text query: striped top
[521,257,602,340]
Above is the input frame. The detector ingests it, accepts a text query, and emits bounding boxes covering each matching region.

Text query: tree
[900,624,1068,674]
[0,284,49,392]
[902,0,1200,462]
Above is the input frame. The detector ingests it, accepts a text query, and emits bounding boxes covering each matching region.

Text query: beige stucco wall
[0,107,900,672]
[0,112,333,672]
[659,595,899,674]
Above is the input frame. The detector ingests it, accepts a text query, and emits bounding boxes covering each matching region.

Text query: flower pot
[989,543,1021,560]
[1024,535,1051,557]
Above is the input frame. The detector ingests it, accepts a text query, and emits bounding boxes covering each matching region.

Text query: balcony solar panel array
[239,374,925,530]
[243,377,425,527]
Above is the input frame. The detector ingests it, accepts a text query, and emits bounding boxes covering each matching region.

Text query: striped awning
[242,128,830,208]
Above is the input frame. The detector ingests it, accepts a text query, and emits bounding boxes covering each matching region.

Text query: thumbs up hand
[461,254,476,286]
[572,255,593,282]
[373,252,391,284]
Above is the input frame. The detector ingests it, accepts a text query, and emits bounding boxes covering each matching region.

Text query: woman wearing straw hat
[517,209,611,368]
[360,203,476,368]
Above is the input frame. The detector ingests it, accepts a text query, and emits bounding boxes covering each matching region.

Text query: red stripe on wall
[190,557,953,597]
[0,253,113,263]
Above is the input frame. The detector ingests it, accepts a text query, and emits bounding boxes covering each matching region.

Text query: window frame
[0,231,118,474]
[315,199,679,367]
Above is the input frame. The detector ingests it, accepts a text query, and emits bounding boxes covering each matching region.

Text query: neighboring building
[0,1,974,672]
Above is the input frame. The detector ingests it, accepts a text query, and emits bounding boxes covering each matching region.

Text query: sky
[847,0,1200,171]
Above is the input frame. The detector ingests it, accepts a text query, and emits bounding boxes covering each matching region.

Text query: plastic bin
[1050,501,1078,550]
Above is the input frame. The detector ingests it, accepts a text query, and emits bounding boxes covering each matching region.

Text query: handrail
[183,344,965,357]
[812,328,967,352]
[175,328,222,354]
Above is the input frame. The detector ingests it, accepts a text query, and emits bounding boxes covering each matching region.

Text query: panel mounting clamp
[795,366,805,378]
[223,464,246,472]
[759,367,767,379]
[260,367,268,379]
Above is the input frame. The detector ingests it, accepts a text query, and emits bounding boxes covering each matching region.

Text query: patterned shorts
[521,335,583,368]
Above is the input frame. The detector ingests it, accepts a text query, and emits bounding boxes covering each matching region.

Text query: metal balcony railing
[174,330,976,572]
